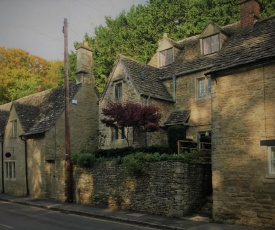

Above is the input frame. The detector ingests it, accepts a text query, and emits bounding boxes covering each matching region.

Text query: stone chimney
[76,42,93,84]
[240,0,261,29]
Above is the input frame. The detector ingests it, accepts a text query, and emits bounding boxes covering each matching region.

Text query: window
[159,48,173,67]
[5,161,16,179]
[197,77,211,99]
[120,128,126,139]
[198,132,211,150]
[11,120,17,138]
[268,147,275,174]
[115,83,122,101]
[111,127,126,141]
[112,127,119,141]
[203,34,219,55]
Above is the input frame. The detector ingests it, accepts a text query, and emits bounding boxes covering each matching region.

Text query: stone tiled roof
[159,22,242,79]
[207,16,275,74]
[13,83,81,136]
[120,55,174,102]
[164,110,190,125]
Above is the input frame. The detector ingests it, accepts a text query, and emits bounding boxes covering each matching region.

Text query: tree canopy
[0,47,63,104]
[101,101,161,146]
[74,0,275,93]
[2,0,275,104]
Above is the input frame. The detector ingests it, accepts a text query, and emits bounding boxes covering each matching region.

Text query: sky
[0,0,148,61]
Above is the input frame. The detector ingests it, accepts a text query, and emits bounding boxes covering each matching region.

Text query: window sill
[263,174,275,184]
[196,96,211,101]
[265,174,275,179]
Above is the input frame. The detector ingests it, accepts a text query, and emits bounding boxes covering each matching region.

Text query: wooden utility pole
[63,18,73,202]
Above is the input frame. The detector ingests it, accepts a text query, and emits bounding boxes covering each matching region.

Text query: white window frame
[268,147,275,175]
[196,77,211,99]
[159,48,173,67]
[115,83,122,101]
[5,161,16,180]
[11,120,17,138]
[202,34,219,55]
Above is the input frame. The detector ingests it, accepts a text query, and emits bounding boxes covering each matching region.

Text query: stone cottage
[0,0,275,228]
[99,0,275,228]
[0,44,98,200]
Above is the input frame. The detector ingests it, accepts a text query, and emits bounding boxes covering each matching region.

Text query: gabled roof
[158,22,243,79]
[206,16,275,75]
[0,83,81,136]
[164,110,190,125]
[117,55,174,102]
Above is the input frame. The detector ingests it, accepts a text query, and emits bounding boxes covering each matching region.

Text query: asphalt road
[0,201,154,230]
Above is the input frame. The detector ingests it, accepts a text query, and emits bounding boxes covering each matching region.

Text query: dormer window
[159,48,173,67]
[203,34,219,55]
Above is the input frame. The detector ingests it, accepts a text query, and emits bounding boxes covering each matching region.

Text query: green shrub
[122,153,145,176]
[72,153,97,168]
[73,148,203,171]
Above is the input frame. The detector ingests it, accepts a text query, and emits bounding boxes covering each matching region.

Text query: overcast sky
[0,0,148,60]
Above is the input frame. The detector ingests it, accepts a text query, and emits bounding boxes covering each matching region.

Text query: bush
[72,153,97,168]
[72,148,203,172]
[93,145,170,159]
[122,153,145,176]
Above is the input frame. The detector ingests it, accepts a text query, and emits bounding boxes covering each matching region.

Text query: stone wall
[211,63,275,229]
[99,61,174,149]
[2,106,27,196]
[163,71,212,142]
[73,161,212,217]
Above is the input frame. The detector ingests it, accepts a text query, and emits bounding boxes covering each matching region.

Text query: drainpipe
[20,135,29,196]
[145,95,151,147]
[146,95,151,106]
[0,133,4,193]
[172,75,176,101]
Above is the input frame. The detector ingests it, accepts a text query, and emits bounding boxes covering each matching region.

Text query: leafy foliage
[72,150,202,175]
[93,145,170,158]
[101,101,161,146]
[75,0,275,92]
[0,47,63,104]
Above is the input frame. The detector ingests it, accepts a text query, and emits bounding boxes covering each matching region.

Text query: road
[0,201,154,230]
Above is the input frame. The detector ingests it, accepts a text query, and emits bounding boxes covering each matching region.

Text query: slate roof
[120,55,174,102]
[159,22,241,79]
[206,16,275,74]
[164,110,190,125]
[4,83,81,136]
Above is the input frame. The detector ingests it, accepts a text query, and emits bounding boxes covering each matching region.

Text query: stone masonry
[74,161,212,217]
[212,63,275,229]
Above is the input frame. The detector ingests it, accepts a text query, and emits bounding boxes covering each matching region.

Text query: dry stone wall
[74,161,212,217]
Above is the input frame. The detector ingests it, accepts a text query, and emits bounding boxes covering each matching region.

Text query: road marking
[0,223,13,229]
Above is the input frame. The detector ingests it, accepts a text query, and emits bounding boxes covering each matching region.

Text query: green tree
[101,101,161,147]
[74,0,275,94]
[0,47,63,104]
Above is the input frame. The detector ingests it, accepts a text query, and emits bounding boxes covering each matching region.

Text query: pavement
[0,193,258,230]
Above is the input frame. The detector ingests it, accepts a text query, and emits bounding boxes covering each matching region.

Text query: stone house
[0,0,274,228]
[0,44,98,200]
[99,0,275,228]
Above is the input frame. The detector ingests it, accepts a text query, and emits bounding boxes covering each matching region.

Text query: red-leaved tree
[101,101,161,146]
